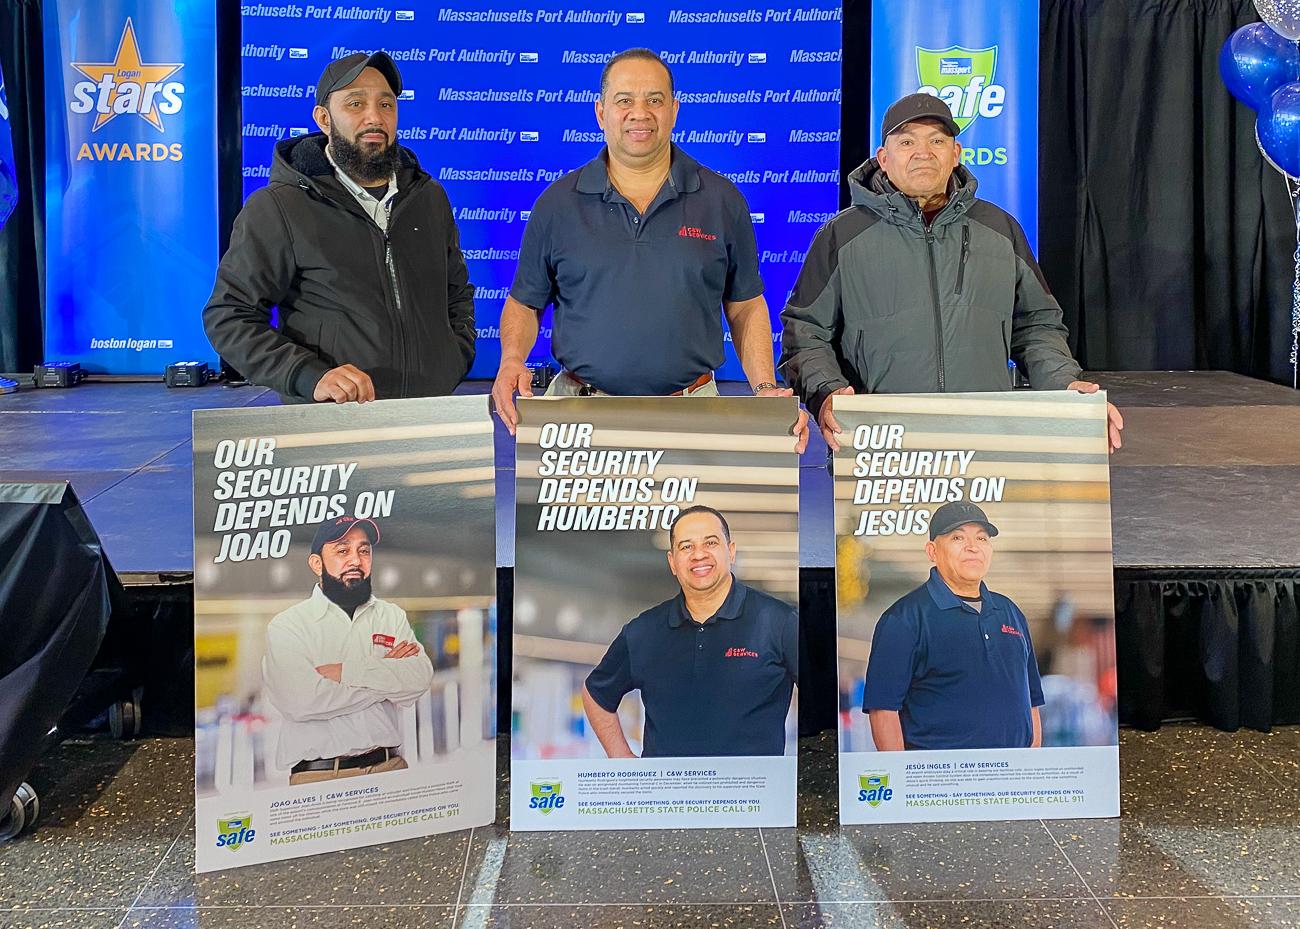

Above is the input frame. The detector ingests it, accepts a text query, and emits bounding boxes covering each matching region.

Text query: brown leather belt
[565,370,714,396]
[291,746,398,774]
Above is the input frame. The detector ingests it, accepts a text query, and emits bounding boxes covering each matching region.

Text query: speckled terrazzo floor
[1,725,1298,929]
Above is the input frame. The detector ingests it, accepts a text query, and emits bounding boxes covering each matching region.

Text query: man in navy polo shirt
[582,505,798,758]
[862,501,1044,751]
[490,48,807,452]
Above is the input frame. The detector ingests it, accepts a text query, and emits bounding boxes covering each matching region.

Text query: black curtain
[1116,571,1300,730]
[1039,0,1297,383]
[841,0,871,209]
[0,0,43,374]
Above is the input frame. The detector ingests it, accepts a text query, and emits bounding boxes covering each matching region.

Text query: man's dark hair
[669,505,731,546]
[600,48,675,98]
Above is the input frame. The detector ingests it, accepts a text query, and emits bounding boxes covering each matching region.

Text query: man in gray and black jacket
[780,93,1123,451]
[204,52,475,404]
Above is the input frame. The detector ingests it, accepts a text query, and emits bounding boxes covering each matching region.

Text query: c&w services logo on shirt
[215,813,256,851]
[529,780,565,814]
[857,773,894,807]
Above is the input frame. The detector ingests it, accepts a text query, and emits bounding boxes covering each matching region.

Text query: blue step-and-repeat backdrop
[239,1,843,379]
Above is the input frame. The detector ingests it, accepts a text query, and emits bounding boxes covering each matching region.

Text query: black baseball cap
[315,52,402,107]
[310,516,381,554]
[929,501,999,541]
[881,92,960,142]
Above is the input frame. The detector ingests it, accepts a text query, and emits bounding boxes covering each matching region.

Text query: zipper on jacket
[924,229,947,392]
[955,224,970,295]
[382,231,412,398]
[298,173,427,398]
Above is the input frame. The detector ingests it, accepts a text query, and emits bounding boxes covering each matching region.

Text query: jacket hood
[269,131,425,188]
[847,157,978,227]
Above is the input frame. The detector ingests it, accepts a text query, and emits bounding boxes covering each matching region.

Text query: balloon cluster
[1227,4,1300,384]
[1223,4,1300,175]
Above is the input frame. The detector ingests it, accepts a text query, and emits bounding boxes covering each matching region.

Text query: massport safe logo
[529,780,565,814]
[915,45,1005,134]
[857,773,894,807]
[215,813,256,851]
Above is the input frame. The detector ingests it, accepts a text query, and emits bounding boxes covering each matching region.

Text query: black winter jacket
[203,133,475,402]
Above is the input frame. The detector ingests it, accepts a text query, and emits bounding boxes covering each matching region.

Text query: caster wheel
[110,689,143,740]
[0,783,39,843]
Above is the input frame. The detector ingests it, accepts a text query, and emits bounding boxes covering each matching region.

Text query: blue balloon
[1221,22,1300,111]
[1259,82,1300,177]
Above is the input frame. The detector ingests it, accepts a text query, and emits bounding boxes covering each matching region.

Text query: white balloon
[1257,0,1300,41]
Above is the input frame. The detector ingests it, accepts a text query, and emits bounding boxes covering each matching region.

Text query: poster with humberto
[511,397,801,830]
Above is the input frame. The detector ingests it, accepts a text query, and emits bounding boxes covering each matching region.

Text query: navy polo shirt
[510,145,765,395]
[585,578,797,757]
[861,568,1045,750]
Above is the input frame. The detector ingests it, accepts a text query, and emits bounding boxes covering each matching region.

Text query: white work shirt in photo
[262,585,434,770]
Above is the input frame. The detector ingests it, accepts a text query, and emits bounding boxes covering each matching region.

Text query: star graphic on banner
[71,18,182,132]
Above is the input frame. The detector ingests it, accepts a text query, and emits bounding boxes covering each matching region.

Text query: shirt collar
[667,575,748,628]
[326,144,398,205]
[924,567,990,613]
[575,144,703,201]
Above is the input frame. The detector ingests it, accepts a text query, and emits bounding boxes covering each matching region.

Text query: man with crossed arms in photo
[263,516,434,784]
[862,501,1044,752]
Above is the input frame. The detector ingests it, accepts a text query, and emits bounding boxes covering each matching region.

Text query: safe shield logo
[915,45,1005,133]
[857,773,894,807]
[528,780,565,815]
[215,813,255,851]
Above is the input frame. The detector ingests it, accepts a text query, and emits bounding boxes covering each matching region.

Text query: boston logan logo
[915,45,1005,133]
[529,780,565,814]
[857,773,894,807]
[215,813,256,851]
[69,19,184,133]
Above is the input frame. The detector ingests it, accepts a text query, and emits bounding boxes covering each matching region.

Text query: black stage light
[164,361,211,387]
[33,362,84,388]
[0,377,18,395]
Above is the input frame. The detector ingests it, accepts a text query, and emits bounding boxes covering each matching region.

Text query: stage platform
[2,371,1296,730]
[1,371,1296,577]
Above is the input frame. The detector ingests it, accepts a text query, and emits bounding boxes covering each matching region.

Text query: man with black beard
[262,516,434,784]
[204,52,476,403]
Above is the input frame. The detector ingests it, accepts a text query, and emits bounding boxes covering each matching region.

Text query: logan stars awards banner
[871,0,1039,248]
[44,0,220,371]
[191,396,496,871]
[511,397,800,830]
[833,392,1119,824]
